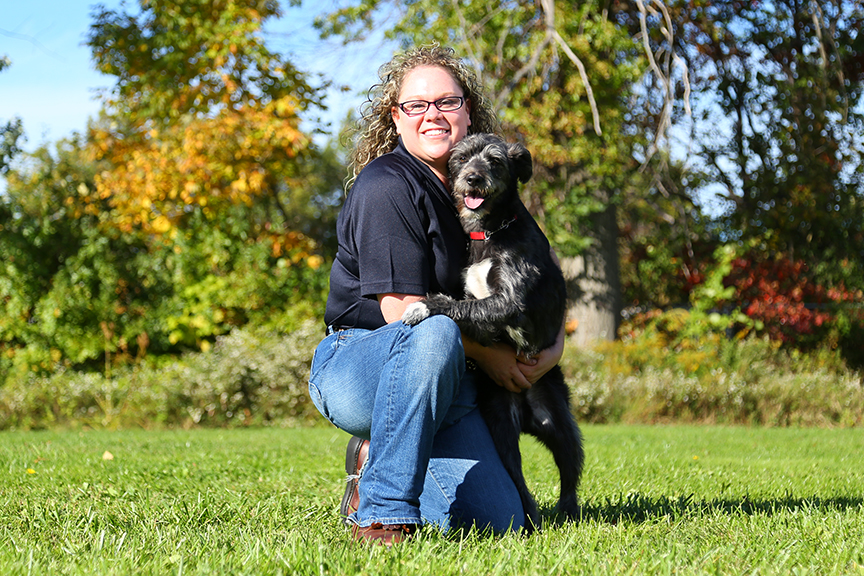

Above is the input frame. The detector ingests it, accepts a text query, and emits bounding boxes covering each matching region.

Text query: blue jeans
[308,316,524,533]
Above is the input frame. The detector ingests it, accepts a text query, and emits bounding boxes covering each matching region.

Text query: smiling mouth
[423,128,450,136]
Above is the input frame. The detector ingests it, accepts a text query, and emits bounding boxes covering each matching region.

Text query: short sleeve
[347,165,431,298]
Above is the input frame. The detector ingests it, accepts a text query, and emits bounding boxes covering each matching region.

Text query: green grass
[1,425,863,575]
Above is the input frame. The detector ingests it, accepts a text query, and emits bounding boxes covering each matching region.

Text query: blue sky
[1,1,389,150]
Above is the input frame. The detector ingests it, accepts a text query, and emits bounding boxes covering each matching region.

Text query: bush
[726,253,864,354]
[0,140,334,383]
[3,317,862,430]
[562,332,864,427]
[0,321,325,430]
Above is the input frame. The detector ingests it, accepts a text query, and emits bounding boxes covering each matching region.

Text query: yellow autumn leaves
[86,96,308,235]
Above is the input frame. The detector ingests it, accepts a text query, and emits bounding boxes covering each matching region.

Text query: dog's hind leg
[524,366,584,521]
[478,383,542,533]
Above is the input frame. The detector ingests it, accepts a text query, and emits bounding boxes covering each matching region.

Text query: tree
[78,0,343,346]
[85,0,327,235]
[613,0,864,360]
[649,0,864,266]
[0,0,347,383]
[0,136,172,378]
[1,56,24,174]
[317,0,694,344]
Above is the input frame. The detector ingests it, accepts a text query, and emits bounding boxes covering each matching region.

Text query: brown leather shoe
[351,523,418,546]
[339,436,369,525]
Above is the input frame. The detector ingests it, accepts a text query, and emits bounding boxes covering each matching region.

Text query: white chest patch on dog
[464,259,494,299]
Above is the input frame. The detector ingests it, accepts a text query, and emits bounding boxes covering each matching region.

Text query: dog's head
[448,133,532,222]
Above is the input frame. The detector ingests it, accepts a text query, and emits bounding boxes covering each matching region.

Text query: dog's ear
[507,142,533,184]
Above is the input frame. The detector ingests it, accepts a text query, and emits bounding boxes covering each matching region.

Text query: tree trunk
[561,203,621,347]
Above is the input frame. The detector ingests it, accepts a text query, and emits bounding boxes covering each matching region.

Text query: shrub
[0,321,325,430]
[726,254,863,349]
[3,318,862,430]
[563,330,864,427]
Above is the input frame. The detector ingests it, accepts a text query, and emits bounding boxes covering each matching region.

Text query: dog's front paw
[401,302,431,326]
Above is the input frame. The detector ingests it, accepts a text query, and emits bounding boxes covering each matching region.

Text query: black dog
[402,133,584,531]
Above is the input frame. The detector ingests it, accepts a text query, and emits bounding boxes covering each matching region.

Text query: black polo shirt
[324,139,468,330]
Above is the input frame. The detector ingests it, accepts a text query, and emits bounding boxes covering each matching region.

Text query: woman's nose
[423,104,444,120]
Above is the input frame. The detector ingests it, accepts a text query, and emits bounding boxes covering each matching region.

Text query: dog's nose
[465,173,484,187]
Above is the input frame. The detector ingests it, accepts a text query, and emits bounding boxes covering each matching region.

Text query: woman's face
[391,65,471,183]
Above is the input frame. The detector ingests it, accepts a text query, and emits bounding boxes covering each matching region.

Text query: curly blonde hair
[345,45,500,191]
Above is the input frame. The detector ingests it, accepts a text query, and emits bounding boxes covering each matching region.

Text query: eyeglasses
[397,96,465,116]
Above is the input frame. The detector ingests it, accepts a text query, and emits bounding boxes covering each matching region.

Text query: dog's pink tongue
[464,196,484,210]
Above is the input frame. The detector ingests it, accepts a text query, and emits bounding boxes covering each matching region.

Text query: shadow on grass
[542,493,864,527]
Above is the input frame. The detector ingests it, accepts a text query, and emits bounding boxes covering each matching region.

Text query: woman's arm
[378,293,424,324]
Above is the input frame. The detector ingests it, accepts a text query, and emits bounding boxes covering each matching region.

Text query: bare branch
[540,0,602,135]
[550,30,603,135]
[450,0,484,75]
[493,33,552,111]
[634,0,693,167]
[809,0,849,122]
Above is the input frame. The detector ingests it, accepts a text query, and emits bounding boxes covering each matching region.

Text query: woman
[308,45,565,545]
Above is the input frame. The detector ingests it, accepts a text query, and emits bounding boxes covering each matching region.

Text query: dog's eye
[454,154,468,164]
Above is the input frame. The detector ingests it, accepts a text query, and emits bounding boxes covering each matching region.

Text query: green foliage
[597,242,864,427]
[569,338,863,427]
[619,159,715,309]
[0,117,23,175]
[86,0,326,235]
[0,322,322,430]
[88,0,318,126]
[677,0,864,263]
[1,0,348,381]
[683,244,759,338]
[578,309,863,427]
[0,137,332,384]
[0,137,156,377]
[0,55,23,175]
[1,426,863,574]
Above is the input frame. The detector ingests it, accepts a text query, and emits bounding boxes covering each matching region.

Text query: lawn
[1,424,862,575]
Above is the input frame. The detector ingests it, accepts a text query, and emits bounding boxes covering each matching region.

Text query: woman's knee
[407,315,463,362]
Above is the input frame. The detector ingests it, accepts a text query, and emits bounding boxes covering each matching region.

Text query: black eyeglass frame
[397,96,465,116]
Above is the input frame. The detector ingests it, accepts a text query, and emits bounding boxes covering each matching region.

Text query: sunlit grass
[1,425,862,575]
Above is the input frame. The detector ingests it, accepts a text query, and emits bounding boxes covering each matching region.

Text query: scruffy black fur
[402,133,584,532]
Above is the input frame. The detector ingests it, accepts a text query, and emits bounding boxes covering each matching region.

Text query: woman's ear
[391,107,401,134]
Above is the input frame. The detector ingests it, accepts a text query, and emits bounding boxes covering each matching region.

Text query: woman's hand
[463,338,532,394]
[380,292,567,393]
[515,321,566,384]
[463,320,566,393]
